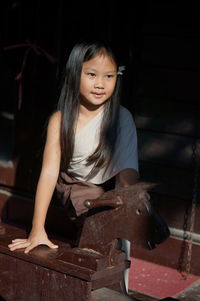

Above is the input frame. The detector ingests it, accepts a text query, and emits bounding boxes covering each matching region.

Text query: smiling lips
[91,92,105,98]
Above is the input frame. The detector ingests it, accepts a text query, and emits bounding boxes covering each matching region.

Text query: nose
[94,76,104,89]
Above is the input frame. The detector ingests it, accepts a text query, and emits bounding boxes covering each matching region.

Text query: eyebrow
[83,67,117,73]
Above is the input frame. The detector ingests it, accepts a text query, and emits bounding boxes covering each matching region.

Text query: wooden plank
[0,189,137,300]
[0,220,130,285]
[129,290,158,301]
[92,288,135,301]
[0,253,91,301]
[0,223,95,281]
[92,269,126,290]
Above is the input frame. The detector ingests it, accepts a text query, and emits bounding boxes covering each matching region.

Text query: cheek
[80,78,90,93]
[108,81,117,94]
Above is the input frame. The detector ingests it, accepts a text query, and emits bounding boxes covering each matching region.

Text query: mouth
[91,92,105,98]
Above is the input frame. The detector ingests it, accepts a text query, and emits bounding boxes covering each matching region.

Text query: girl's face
[80,53,117,110]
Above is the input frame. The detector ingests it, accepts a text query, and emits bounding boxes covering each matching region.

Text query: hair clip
[117,65,126,75]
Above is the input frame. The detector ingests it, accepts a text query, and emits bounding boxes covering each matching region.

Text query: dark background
[0,1,200,254]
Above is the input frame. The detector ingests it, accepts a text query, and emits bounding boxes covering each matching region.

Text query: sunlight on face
[80,53,117,110]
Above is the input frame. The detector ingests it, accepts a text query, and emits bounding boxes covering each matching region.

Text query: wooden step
[92,287,160,300]
[129,290,158,301]
[176,279,200,300]
[92,288,137,301]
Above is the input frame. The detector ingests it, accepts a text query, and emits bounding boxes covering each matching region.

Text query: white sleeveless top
[67,105,138,184]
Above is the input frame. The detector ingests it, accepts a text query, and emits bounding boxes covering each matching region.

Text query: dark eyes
[106,74,115,78]
[87,72,96,77]
[87,73,115,78]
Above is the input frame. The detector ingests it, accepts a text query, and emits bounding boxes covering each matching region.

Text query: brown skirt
[55,172,115,217]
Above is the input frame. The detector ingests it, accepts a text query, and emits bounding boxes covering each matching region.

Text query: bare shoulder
[48,111,61,131]
[45,111,61,143]
[49,110,61,125]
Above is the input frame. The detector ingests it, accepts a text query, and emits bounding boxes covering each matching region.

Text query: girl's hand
[8,229,58,254]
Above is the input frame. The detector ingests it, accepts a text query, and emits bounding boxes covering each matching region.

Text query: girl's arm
[8,111,61,253]
[116,168,150,201]
[115,168,139,187]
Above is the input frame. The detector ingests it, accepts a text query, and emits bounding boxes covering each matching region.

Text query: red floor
[129,257,200,299]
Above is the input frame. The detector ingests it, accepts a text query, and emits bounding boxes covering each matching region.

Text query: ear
[133,182,158,191]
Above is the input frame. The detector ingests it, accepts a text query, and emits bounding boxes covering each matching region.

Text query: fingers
[8,240,30,251]
[8,238,59,254]
[46,241,59,249]
[8,239,28,248]
[24,240,58,253]
[24,243,38,254]
[11,239,27,243]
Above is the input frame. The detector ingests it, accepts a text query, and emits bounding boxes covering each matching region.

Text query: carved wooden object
[0,183,169,300]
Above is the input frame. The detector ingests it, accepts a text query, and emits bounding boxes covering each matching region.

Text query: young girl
[8,40,139,256]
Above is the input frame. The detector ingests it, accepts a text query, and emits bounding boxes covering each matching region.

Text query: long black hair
[57,40,122,180]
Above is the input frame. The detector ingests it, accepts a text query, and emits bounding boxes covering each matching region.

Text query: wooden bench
[0,183,169,301]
